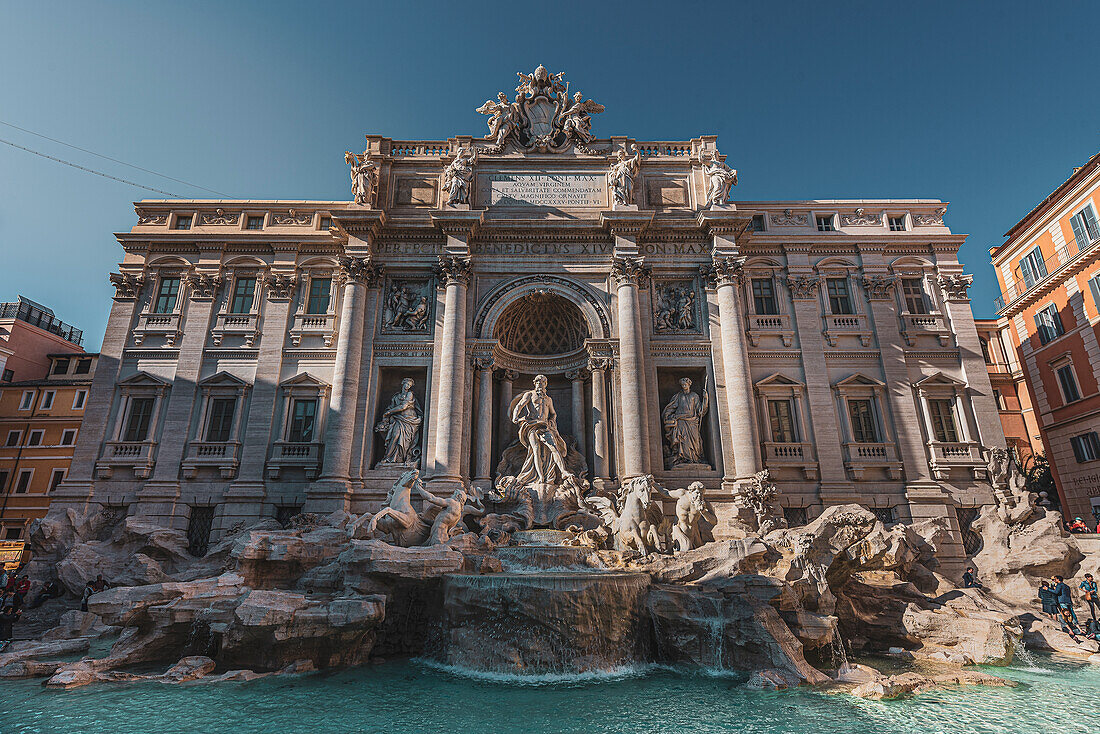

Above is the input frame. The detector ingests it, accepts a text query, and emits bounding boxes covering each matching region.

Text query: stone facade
[54,68,1003,568]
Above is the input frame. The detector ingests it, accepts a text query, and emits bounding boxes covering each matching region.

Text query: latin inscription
[476,173,607,208]
[374,240,712,256]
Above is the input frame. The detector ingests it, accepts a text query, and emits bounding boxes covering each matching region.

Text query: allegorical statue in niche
[444,145,478,205]
[345,151,378,206]
[511,374,570,486]
[702,152,738,207]
[558,91,604,145]
[661,377,710,468]
[383,283,430,332]
[608,144,641,206]
[658,481,716,553]
[375,378,423,465]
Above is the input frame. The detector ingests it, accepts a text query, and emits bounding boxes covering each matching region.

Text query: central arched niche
[493,292,589,356]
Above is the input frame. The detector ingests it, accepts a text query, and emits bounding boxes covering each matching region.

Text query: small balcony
[96,441,157,479]
[182,441,242,479]
[928,441,986,480]
[900,312,951,347]
[843,441,902,480]
[763,441,818,479]
[210,312,260,347]
[132,312,182,347]
[824,313,872,347]
[289,313,337,347]
[747,313,794,347]
[267,441,324,479]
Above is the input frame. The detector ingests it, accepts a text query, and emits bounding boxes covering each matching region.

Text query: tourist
[12,575,30,610]
[1058,606,1083,640]
[1067,517,1088,533]
[29,579,62,609]
[1051,575,1080,625]
[80,581,96,612]
[1038,580,1058,619]
[962,567,979,588]
[1080,574,1099,621]
[0,605,19,649]
[90,574,110,593]
[3,572,15,594]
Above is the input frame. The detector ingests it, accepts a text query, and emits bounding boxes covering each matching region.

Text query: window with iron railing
[1070,204,1100,250]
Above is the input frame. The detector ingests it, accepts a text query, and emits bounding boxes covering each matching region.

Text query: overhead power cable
[0,119,234,197]
[0,137,185,197]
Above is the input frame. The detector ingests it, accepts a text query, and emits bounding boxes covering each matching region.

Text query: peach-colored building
[0,296,85,384]
[991,150,1100,528]
[973,318,1042,464]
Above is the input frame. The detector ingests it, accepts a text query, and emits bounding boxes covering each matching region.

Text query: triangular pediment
[279,372,330,388]
[199,371,249,387]
[914,372,966,388]
[117,371,170,388]
[834,373,885,388]
[755,373,804,388]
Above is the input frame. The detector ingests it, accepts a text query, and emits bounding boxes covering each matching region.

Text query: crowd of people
[1037,573,1100,641]
[0,565,105,650]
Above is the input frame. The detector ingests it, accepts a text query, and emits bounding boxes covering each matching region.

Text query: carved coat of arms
[476,65,604,154]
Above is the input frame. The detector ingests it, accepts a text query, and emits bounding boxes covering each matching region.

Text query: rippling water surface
[1,655,1097,734]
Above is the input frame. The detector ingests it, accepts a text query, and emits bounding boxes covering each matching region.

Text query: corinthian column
[706,256,761,480]
[611,256,651,479]
[587,355,612,482]
[318,257,379,485]
[473,357,495,485]
[432,256,472,487]
[498,369,518,449]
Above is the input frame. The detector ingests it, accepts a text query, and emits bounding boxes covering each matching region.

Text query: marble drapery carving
[375,378,423,466]
[661,377,710,469]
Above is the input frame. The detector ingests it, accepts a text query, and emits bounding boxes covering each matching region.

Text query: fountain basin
[439,572,651,675]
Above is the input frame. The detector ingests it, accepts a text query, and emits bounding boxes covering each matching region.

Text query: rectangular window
[901,278,928,314]
[1070,204,1100,250]
[61,429,77,446]
[52,357,70,375]
[74,358,92,375]
[816,215,836,232]
[889,216,907,232]
[1019,246,1048,288]
[288,398,317,443]
[993,389,1006,410]
[928,398,959,442]
[153,277,180,314]
[1070,432,1100,463]
[2,369,12,382]
[1056,364,1081,403]
[826,278,853,314]
[123,397,156,442]
[27,430,43,447]
[19,391,34,410]
[0,471,7,493]
[15,469,32,493]
[847,399,879,443]
[750,214,766,232]
[40,391,55,410]
[3,528,22,540]
[5,431,21,447]
[320,216,332,230]
[205,398,237,442]
[752,278,779,315]
[1034,303,1064,344]
[229,277,257,314]
[767,399,798,443]
[174,215,192,230]
[246,215,264,230]
[73,390,87,410]
[49,469,66,491]
[306,278,332,315]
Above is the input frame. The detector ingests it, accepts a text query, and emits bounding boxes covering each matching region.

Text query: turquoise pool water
[1,655,1097,734]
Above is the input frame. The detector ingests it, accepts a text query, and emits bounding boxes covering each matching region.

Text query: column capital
[565,368,589,381]
[861,274,898,301]
[261,272,298,301]
[437,256,472,286]
[587,356,613,372]
[109,271,146,300]
[338,255,384,287]
[471,356,495,371]
[185,272,223,300]
[610,256,650,287]
[701,256,745,289]
[500,369,520,382]
[785,274,819,300]
[939,273,973,302]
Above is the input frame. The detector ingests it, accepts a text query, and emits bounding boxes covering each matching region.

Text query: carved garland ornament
[770,209,809,227]
[786,275,820,300]
[939,273,973,302]
[913,208,947,226]
[262,273,298,301]
[186,273,223,300]
[199,209,239,226]
[109,272,146,300]
[841,208,883,226]
[861,275,897,300]
[437,256,472,286]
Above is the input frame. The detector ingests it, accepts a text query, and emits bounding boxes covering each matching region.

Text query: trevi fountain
[2,68,1099,732]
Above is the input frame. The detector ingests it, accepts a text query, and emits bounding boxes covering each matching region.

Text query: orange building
[973,317,1043,464]
[0,353,98,540]
[0,296,85,383]
[991,151,1100,529]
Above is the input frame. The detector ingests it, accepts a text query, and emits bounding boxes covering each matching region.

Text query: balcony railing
[901,312,951,347]
[289,312,337,347]
[0,299,83,346]
[928,441,986,480]
[96,440,157,479]
[267,441,324,480]
[182,441,242,479]
[842,441,903,480]
[823,313,872,347]
[995,229,1100,311]
[211,311,260,347]
[763,441,819,479]
[747,313,794,347]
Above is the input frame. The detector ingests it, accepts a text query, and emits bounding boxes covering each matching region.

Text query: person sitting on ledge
[1067,517,1089,533]
[90,574,110,593]
[962,566,979,588]
[0,605,20,650]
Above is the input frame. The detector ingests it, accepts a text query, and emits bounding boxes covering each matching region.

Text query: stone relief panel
[381,278,434,334]
[652,279,701,334]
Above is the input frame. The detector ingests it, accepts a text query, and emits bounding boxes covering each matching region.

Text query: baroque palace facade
[55,68,1003,563]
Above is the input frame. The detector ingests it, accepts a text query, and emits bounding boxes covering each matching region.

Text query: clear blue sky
[1,1,1097,349]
